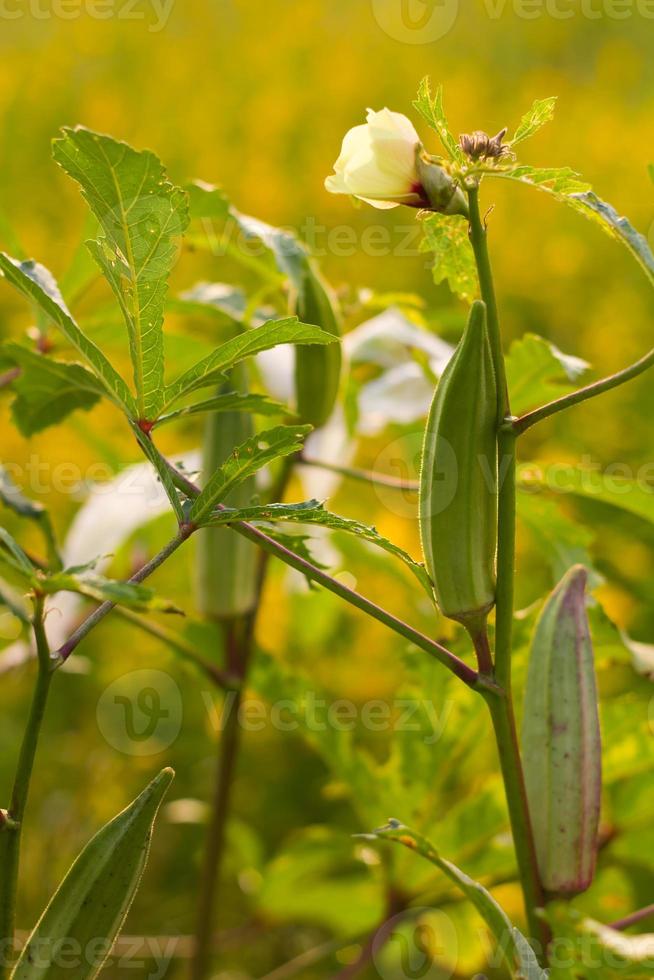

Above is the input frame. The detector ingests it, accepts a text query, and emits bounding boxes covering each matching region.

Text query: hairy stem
[516,344,654,433]
[0,596,53,978]
[468,187,548,958]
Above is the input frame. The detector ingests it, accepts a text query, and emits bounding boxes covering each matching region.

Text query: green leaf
[517,493,600,586]
[0,527,35,578]
[11,768,173,980]
[0,255,135,413]
[170,283,249,324]
[419,212,478,301]
[566,191,654,289]
[368,821,547,979]
[0,579,30,624]
[486,164,590,196]
[42,570,180,613]
[518,463,654,527]
[509,97,557,147]
[0,463,60,569]
[53,127,189,419]
[413,78,465,164]
[153,390,289,428]
[204,499,433,598]
[1,342,106,436]
[505,333,588,416]
[163,318,336,410]
[190,425,311,524]
[129,423,185,523]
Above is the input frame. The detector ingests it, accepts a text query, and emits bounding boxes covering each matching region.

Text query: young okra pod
[293,259,342,429]
[196,363,258,621]
[521,565,602,895]
[419,300,498,633]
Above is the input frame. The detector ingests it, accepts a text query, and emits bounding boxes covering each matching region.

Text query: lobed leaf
[419,212,478,301]
[509,97,557,147]
[42,570,180,613]
[0,255,135,413]
[505,333,588,416]
[413,78,465,164]
[154,390,289,428]
[53,127,189,419]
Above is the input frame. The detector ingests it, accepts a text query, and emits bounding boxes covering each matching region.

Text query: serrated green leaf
[153,390,288,428]
[11,768,173,980]
[163,318,336,411]
[413,78,465,164]
[509,97,557,147]
[190,425,311,524]
[486,164,590,196]
[42,570,180,613]
[0,255,135,413]
[368,821,546,979]
[204,499,433,597]
[567,191,654,289]
[419,212,478,301]
[53,127,189,419]
[1,342,105,436]
[505,333,588,416]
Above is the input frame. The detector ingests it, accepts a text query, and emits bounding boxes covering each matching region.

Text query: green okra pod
[293,260,342,429]
[521,565,602,895]
[419,300,498,633]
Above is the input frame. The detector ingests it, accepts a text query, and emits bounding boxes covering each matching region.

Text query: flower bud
[521,565,602,896]
[325,108,467,216]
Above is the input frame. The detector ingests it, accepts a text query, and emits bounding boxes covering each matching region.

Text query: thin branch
[299,455,420,492]
[161,456,482,691]
[609,904,654,932]
[515,346,654,434]
[53,529,191,665]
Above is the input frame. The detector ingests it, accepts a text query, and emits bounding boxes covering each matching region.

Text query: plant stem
[0,596,53,978]
[298,455,420,492]
[467,185,509,419]
[515,344,654,433]
[54,529,190,664]
[190,617,252,980]
[468,186,548,958]
[164,460,481,689]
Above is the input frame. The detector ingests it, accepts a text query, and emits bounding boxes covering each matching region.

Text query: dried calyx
[459,128,510,161]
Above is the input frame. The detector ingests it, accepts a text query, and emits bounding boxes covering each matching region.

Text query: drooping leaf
[153,390,289,428]
[189,425,312,524]
[1,342,106,436]
[53,127,189,419]
[42,570,180,613]
[567,191,654,289]
[505,333,588,416]
[0,255,135,412]
[11,768,174,980]
[367,821,547,979]
[419,212,478,301]
[413,78,465,164]
[0,463,60,569]
[163,318,336,410]
[204,498,433,597]
[509,97,557,147]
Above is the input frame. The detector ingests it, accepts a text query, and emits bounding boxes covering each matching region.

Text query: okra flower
[325,108,467,216]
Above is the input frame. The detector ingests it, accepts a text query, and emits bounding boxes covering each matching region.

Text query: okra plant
[1,80,654,978]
